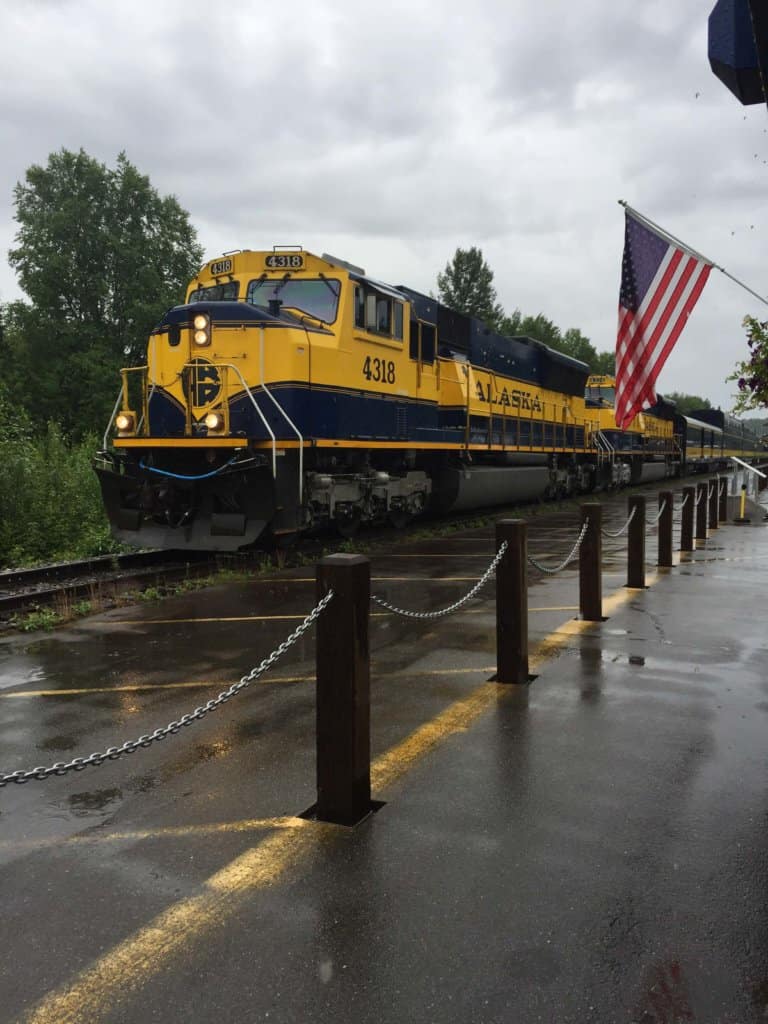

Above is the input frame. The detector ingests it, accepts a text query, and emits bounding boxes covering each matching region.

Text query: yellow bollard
[734,484,750,525]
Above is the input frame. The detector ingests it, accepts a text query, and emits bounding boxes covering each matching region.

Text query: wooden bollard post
[708,477,719,529]
[658,490,673,568]
[495,519,528,685]
[627,495,646,588]
[718,475,728,522]
[315,554,371,825]
[579,503,602,621]
[680,485,695,553]
[695,482,708,541]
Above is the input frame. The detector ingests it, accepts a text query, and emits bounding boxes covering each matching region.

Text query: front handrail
[103,386,124,450]
[217,361,278,479]
[257,327,305,501]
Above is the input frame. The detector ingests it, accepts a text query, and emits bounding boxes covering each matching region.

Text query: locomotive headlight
[192,313,211,346]
[205,411,225,433]
[115,411,136,436]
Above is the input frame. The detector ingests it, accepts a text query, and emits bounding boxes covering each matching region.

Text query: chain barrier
[679,492,690,510]
[371,541,508,620]
[646,499,667,527]
[601,505,636,538]
[0,591,335,787]
[695,488,703,506]
[527,519,589,575]
[707,483,714,500]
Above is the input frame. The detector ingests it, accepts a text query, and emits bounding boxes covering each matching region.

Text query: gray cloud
[1,0,766,411]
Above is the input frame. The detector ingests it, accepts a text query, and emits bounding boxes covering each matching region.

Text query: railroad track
[0,550,217,619]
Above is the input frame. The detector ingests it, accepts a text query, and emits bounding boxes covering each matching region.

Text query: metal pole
[495,519,528,684]
[680,485,695,553]
[708,477,719,530]
[718,475,728,523]
[696,482,708,541]
[627,495,646,588]
[658,490,673,568]
[315,554,371,825]
[579,503,603,621]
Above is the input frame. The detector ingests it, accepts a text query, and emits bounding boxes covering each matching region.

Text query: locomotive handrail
[217,361,278,479]
[103,386,124,450]
[258,327,304,502]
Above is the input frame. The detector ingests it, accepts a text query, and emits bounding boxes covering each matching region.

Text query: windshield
[247,277,340,323]
[188,281,239,302]
[586,385,615,406]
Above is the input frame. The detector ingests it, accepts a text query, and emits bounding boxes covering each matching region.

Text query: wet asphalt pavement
[1,488,768,1023]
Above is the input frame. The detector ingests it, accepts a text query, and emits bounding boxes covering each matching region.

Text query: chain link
[527,519,589,575]
[371,542,508,620]
[646,499,667,527]
[0,590,335,787]
[601,505,636,538]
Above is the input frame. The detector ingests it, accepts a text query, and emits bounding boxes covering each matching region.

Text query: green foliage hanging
[728,316,768,412]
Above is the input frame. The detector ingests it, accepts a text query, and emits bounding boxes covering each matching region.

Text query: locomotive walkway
[1,487,768,1022]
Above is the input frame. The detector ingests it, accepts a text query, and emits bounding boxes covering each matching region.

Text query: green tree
[436,246,504,328]
[8,148,203,436]
[498,308,523,337]
[664,391,713,414]
[728,315,768,412]
[592,350,615,376]
[559,327,599,366]
[515,313,562,349]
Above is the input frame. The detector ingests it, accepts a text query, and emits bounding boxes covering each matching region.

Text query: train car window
[376,298,392,333]
[357,284,404,341]
[421,323,435,362]
[188,281,239,303]
[584,384,615,406]
[247,278,341,323]
[409,320,420,360]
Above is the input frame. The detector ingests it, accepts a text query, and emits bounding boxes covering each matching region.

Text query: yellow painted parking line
[7,659,575,699]
[1,666,496,699]
[0,817,300,852]
[99,604,578,627]
[18,579,648,1024]
[249,576,518,582]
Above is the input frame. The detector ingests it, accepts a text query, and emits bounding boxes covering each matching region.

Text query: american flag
[615,210,712,430]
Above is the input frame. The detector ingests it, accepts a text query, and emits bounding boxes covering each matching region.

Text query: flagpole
[618,199,768,308]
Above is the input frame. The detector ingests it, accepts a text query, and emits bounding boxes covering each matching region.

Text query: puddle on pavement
[68,787,123,815]
[39,735,78,752]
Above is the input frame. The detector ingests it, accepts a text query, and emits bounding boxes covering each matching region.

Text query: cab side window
[354,286,365,329]
[354,283,404,340]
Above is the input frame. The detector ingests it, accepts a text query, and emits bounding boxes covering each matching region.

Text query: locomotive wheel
[388,509,413,530]
[335,509,362,538]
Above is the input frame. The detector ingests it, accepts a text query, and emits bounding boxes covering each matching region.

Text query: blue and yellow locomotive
[95,248,683,551]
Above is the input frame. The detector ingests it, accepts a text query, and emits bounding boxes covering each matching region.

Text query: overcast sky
[2,0,766,412]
